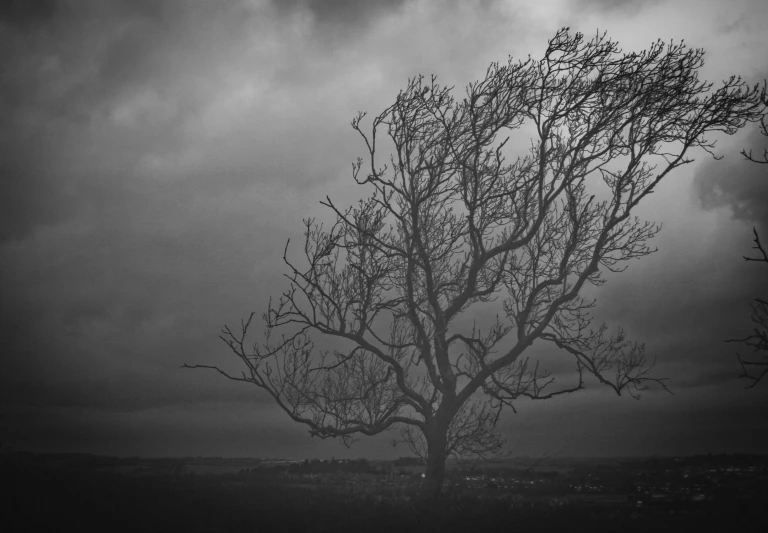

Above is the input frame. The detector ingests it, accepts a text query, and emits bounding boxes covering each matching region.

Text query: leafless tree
[729,229,768,387]
[186,28,766,497]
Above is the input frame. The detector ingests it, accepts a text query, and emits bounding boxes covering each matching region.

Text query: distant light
[421,473,425,478]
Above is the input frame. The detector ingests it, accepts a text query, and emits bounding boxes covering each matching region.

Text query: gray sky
[1,0,767,460]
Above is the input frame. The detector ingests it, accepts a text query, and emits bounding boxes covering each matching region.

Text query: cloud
[693,126,768,233]
[587,206,768,391]
[3,0,768,459]
[0,0,363,242]
[0,0,60,29]
[275,0,408,29]
[574,0,665,15]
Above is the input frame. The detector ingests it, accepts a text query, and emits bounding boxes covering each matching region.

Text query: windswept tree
[187,28,766,496]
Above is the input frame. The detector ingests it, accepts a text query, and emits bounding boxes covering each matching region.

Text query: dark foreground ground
[2,453,764,532]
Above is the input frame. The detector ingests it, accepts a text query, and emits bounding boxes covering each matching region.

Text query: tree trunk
[422,422,449,499]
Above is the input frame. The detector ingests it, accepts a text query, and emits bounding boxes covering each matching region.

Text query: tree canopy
[187,28,767,495]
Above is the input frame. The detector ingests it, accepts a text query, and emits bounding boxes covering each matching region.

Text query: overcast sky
[1,0,767,460]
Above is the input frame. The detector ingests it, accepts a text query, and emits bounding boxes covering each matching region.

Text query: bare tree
[729,229,768,386]
[186,28,765,497]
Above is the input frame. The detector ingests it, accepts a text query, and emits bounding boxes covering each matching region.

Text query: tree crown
[188,28,766,460]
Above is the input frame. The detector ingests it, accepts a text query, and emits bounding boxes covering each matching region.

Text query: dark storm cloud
[0,0,379,456]
[0,151,67,242]
[0,3,160,241]
[0,0,60,29]
[0,370,275,413]
[269,0,412,51]
[502,384,768,457]
[694,126,768,233]
[2,0,768,460]
[2,401,354,458]
[276,0,408,27]
[589,213,768,392]
[575,0,665,15]
[0,0,357,242]
[0,181,295,407]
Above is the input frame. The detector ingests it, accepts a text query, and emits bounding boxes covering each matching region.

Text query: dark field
[2,452,764,532]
